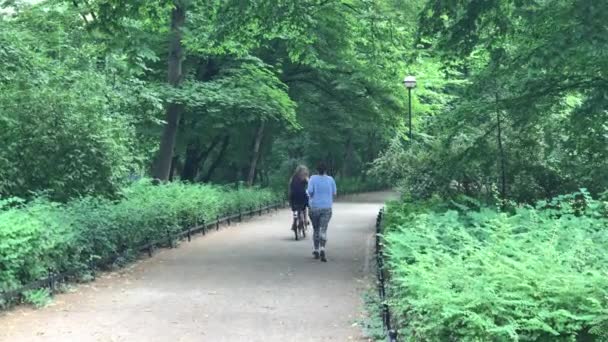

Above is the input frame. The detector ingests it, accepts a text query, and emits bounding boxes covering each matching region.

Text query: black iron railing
[376,208,398,342]
[0,200,286,305]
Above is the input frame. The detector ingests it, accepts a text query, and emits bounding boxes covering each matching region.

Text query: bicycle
[291,207,308,240]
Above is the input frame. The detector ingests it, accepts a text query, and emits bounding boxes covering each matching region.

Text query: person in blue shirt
[307,162,337,262]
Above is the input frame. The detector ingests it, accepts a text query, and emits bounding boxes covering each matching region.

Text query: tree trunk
[325,155,336,176]
[247,121,266,186]
[496,92,507,201]
[168,155,179,181]
[202,135,230,183]
[340,134,353,177]
[181,135,223,181]
[178,58,221,182]
[152,3,186,181]
[181,143,200,182]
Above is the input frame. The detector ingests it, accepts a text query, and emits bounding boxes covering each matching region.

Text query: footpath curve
[0,192,395,342]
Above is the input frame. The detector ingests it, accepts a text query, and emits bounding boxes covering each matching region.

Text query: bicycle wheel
[299,213,306,238]
[293,219,299,240]
[298,210,307,239]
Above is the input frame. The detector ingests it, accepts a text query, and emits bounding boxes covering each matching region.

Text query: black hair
[316,162,328,175]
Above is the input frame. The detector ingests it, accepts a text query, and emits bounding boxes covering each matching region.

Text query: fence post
[388,329,398,342]
[48,269,55,293]
[187,225,192,242]
[376,208,397,342]
[216,215,220,231]
[89,259,97,280]
[167,229,173,248]
[202,219,206,235]
[239,208,242,222]
[147,237,153,257]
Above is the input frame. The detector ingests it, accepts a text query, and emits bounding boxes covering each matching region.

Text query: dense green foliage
[371,0,608,204]
[0,10,141,200]
[383,192,608,341]
[0,0,403,308]
[1,2,607,339]
[0,0,409,200]
[335,177,388,196]
[0,181,274,298]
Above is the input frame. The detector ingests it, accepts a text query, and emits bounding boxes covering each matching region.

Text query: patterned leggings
[309,208,332,250]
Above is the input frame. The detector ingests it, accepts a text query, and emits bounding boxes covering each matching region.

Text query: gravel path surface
[0,192,395,342]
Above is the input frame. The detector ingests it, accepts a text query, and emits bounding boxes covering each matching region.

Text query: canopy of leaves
[0,0,413,199]
[373,0,608,203]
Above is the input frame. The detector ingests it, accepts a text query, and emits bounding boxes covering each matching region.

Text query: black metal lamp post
[403,76,417,141]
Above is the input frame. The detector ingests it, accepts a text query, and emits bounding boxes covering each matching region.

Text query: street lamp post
[403,76,416,141]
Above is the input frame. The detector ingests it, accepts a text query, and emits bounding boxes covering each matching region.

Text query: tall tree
[153,1,187,181]
[247,121,266,186]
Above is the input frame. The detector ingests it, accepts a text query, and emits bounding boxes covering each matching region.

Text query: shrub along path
[0,192,395,342]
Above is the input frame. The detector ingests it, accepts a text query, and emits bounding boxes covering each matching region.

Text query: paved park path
[0,192,395,342]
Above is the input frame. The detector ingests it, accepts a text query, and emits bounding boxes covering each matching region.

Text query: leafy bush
[0,180,276,295]
[383,192,608,341]
[0,198,74,292]
[0,20,140,202]
[23,289,51,308]
[336,177,390,195]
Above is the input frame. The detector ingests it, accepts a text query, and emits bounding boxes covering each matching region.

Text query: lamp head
[403,76,416,89]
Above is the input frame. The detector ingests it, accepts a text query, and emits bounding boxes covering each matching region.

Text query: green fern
[382,195,608,341]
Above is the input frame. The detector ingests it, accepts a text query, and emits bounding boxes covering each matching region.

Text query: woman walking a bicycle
[289,165,310,239]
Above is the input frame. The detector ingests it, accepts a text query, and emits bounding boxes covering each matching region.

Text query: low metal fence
[0,200,286,305]
[376,208,398,342]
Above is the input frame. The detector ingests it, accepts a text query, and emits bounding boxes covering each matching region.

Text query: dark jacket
[289,178,309,210]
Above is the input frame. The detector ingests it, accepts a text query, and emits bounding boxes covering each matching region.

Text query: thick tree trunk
[178,58,221,182]
[181,143,200,182]
[152,3,186,181]
[324,156,336,176]
[247,121,266,186]
[340,134,353,177]
[202,135,230,183]
[181,135,223,181]
[168,155,179,181]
